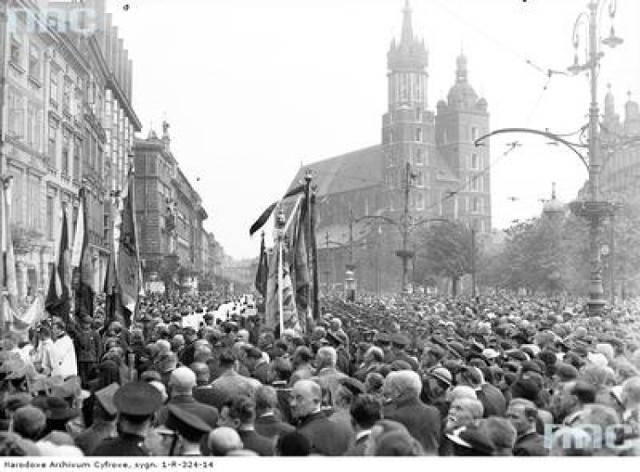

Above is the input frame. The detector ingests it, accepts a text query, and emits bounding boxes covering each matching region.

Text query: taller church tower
[381,1,437,217]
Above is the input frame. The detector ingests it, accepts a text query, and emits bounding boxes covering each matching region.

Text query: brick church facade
[289,2,492,294]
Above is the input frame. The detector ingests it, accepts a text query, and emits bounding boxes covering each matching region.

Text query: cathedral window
[471,127,479,142]
[416,192,425,211]
[416,127,423,142]
[415,148,424,166]
[416,107,422,122]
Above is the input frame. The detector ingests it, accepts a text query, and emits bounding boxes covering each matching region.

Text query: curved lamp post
[476,0,622,315]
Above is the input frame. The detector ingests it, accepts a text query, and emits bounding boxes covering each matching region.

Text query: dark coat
[193,385,218,408]
[92,433,151,456]
[238,429,275,456]
[255,413,295,439]
[296,411,352,456]
[513,431,547,456]
[383,396,441,454]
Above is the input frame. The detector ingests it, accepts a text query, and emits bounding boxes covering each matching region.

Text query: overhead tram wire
[429,0,551,78]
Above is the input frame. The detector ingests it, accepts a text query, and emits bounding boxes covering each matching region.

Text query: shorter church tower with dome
[287,1,492,293]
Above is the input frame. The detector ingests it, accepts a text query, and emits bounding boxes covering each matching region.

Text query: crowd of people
[2,289,640,457]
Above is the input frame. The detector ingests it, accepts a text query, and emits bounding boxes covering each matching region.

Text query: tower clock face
[600,244,610,256]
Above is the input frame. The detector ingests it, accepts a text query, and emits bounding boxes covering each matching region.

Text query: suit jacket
[297,411,352,456]
[156,396,219,428]
[513,431,547,456]
[255,413,295,439]
[383,396,441,454]
[209,370,260,410]
[315,367,348,407]
[92,433,151,456]
[238,429,275,456]
[193,385,218,408]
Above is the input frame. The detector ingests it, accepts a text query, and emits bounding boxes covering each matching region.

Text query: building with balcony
[0,0,140,302]
[133,122,210,294]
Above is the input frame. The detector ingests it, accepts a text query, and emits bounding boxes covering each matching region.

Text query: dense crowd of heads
[2,290,640,456]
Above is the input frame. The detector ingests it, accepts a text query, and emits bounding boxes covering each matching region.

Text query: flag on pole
[116,169,140,323]
[103,248,120,330]
[46,208,71,325]
[71,187,94,320]
[249,184,306,237]
[255,231,268,298]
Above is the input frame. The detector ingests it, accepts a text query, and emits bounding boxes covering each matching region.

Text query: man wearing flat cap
[92,381,163,456]
[391,333,419,371]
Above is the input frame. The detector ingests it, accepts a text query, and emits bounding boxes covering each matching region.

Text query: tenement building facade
[0,0,139,302]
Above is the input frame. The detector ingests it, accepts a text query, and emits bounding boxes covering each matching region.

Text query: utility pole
[400,162,412,293]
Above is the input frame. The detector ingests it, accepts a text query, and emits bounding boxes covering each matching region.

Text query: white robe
[51,334,78,379]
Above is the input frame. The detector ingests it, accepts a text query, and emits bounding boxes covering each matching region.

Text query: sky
[106,0,640,260]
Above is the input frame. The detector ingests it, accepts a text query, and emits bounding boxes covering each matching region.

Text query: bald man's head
[207,427,243,456]
[290,380,322,419]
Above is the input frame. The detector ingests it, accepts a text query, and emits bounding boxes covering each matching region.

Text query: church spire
[456,52,468,83]
[401,0,414,45]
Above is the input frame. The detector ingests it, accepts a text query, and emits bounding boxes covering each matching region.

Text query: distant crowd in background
[2,290,640,456]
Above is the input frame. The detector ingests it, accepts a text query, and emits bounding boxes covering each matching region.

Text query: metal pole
[610,213,615,305]
[586,0,606,316]
[401,162,411,293]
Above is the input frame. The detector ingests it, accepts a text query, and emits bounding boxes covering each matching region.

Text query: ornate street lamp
[475,0,623,316]
[567,0,622,316]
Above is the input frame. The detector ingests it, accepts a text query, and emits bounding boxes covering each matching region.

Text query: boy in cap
[91,381,163,456]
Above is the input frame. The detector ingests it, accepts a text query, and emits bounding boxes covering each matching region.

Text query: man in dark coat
[506,398,547,456]
[155,367,219,428]
[92,381,163,456]
[291,379,352,456]
[219,395,275,456]
[344,394,382,456]
[383,370,441,455]
[254,385,295,439]
[73,314,103,388]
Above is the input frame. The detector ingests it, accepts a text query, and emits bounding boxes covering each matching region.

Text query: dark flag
[249,184,306,237]
[71,188,94,320]
[255,231,268,298]
[116,169,140,326]
[46,209,71,325]
[103,249,121,331]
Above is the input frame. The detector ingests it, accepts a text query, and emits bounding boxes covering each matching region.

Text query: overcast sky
[107,0,640,259]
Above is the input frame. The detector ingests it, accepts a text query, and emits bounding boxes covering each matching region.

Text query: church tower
[436,52,491,232]
[381,1,435,217]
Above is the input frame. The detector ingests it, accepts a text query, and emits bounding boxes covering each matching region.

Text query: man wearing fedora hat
[92,381,163,456]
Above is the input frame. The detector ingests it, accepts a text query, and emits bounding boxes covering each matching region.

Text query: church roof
[289,145,384,196]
